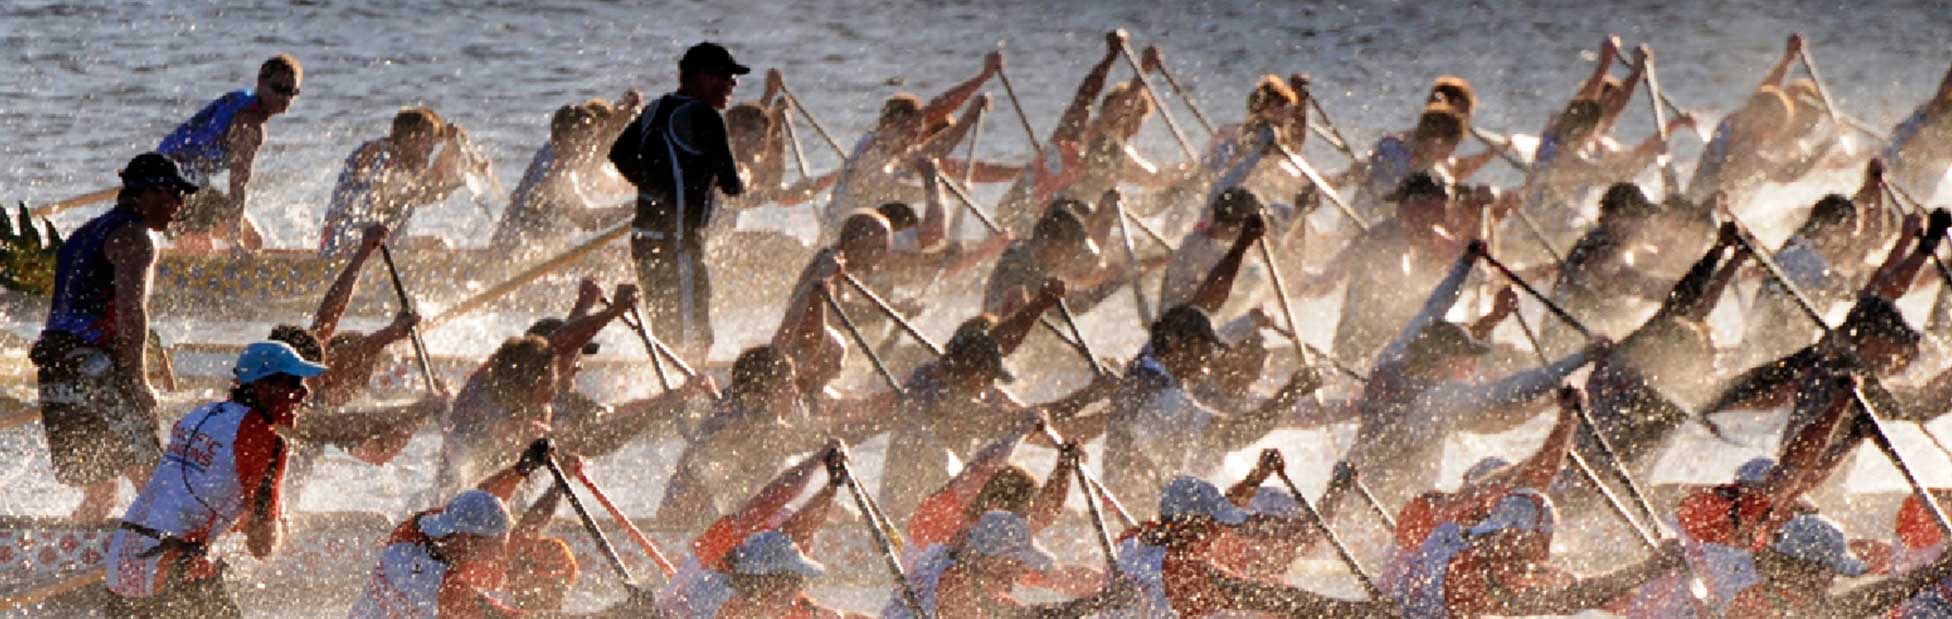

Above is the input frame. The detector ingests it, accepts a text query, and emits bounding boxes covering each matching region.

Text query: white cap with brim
[730,530,826,578]
[1160,475,1249,526]
[420,490,512,539]
[1466,490,1557,538]
[964,511,1056,571]
[1771,513,1868,577]
[233,341,328,384]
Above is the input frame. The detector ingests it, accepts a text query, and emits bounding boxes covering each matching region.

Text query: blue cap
[233,341,328,384]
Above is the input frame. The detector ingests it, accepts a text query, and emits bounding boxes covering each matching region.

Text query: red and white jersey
[106,401,286,598]
[348,512,521,619]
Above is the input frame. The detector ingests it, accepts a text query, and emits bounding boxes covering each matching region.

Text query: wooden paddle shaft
[838,457,931,619]
[1155,59,1217,137]
[573,466,678,578]
[1272,465,1385,599]
[544,456,640,589]
[994,61,1046,164]
[780,104,814,179]
[0,570,104,613]
[1112,31,1195,159]
[779,83,848,159]
[1639,51,1682,196]
[820,285,906,393]
[1075,457,1123,573]
[622,304,675,393]
[425,223,628,331]
[29,187,117,218]
[379,243,441,394]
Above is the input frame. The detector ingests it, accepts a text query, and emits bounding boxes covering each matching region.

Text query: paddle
[542,451,643,591]
[1035,423,1139,530]
[1298,80,1360,160]
[778,80,848,159]
[1271,457,1385,600]
[572,466,679,578]
[620,304,675,393]
[1054,298,1112,376]
[781,100,814,179]
[1148,46,1217,137]
[933,170,1005,235]
[1609,55,1711,143]
[1794,37,1844,128]
[29,187,118,218]
[0,570,104,613]
[378,243,441,394]
[962,96,989,186]
[1637,47,1683,196]
[1880,181,1952,289]
[1113,28,1196,159]
[992,45,1045,165]
[832,441,932,619]
[1109,195,1157,324]
[1262,128,1369,232]
[424,222,628,332]
[820,284,906,394]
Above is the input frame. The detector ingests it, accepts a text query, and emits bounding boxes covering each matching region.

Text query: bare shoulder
[104,220,156,265]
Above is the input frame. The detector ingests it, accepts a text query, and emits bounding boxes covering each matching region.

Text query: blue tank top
[45,207,143,345]
[157,90,258,180]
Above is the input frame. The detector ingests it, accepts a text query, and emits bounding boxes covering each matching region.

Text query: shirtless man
[826,51,1018,229]
[319,106,488,256]
[155,54,301,250]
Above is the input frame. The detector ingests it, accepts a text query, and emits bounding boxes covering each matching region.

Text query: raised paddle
[29,187,118,218]
[1299,81,1360,161]
[1637,47,1683,196]
[1112,29,1196,159]
[820,285,906,394]
[1610,54,1711,143]
[962,96,989,186]
[992,45,1045,165]
[378,243,441,394]
[543,452,644,590]
[1263,129,1369,232]
[779,81,849,159]
[620,304,675,393]
[1035,423,1139,530]
[1271,460,1385,599]
[1109,196,1157,324]
[1794,37,1844,128]
[833,442,932,619]
[573,466,679,578]
[425,222,628,331]
[780,100,814,179]
[933,170,1006,235]
[1879,181,1952,289]
[1054,298,1112,376]
[1150,48,1217,137]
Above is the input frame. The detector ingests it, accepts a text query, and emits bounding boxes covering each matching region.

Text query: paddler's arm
[1209,368,1322,452]
[545,283,634,362]
[513,484,566,538]
[1025,441,1079,532]
[226,112,266,229]
[781,451,844,548]
[1573,35,1621,102]
[913,95,992,166]
[1375,241,1482,371]
[1508,388,1580,491]
[1595,46,1649,137]
[1048,32,1124,147]
[1863,211,1945,301]
[106,222,156,405]
[311,224,387,340]
[993,278,1065,356]
[1757,34,1802,93]
[1226,448,1285,505]
[1442,340,1606,433]
[1210,563,1394,617]
[240,432,289,559]
[767,169,842,206]
[1448,147,1503,182]
[1466,287,1518,341]
[1755,374,1857,519]
[923,52,1001,131]
[1035,370,1120,426]
[1654,223,1743,322]
[693,447,830,569]
[1185,213,1267,315]
[478,439,557,501]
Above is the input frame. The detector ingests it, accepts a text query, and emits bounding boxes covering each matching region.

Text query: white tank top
[107,402,280,598]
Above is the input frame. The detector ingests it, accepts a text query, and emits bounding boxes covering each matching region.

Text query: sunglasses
[268,82,301,98]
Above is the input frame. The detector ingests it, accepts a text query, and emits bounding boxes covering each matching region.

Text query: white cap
[730,530,825,578]
[1462,457,1511,485]
[1159,475,1249,525]
[1735,457,1776,486]
[1771,513,1868,577]
[964,511,1055,571]
[420,490,511,539]
[1247,486,1303,520]
[1466,489,1556,538]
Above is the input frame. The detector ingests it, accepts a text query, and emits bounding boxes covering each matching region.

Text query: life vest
[157,90,257,181]
[43,207,142,346]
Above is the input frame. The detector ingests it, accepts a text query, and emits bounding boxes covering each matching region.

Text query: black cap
[1386,172,1448,202]
[1211,187,1264,226]
[120,153,199,195]
[1599,183,1660,220]
[680,42,751,77]
[1149,305,1229,356]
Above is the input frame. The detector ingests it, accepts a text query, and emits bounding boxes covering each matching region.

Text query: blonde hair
[259,53,302,81]
[1246,75,1299,118]
[390,106,445,141]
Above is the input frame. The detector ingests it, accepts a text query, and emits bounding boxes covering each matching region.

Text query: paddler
[103,341,326,617]
[318,106,489,256]
[31,153,196,522]
[883,510,1139,619]
[493,90,645,254]
[154,54,302,251]
[1684,34,1842,210]
[824,51,1018,229]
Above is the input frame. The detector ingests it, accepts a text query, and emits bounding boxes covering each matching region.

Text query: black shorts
[31,333,162,486]
[630,234,714,354]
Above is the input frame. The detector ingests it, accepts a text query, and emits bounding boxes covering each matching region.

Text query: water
[6,0,1952,615]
